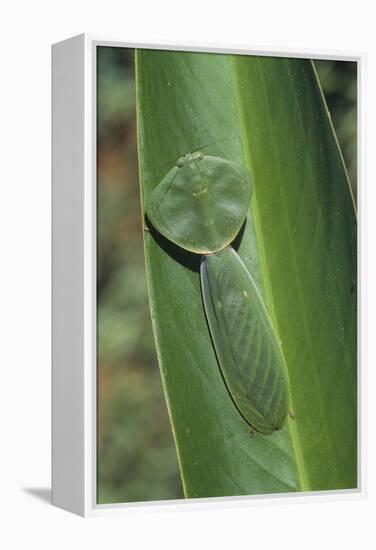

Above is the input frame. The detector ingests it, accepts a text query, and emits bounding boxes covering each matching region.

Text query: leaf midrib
[229,54,310,492]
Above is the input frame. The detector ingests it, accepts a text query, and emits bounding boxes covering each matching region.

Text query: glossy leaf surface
[136,49,357,497]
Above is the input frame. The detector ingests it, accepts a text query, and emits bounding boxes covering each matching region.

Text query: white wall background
[1,0,375,548]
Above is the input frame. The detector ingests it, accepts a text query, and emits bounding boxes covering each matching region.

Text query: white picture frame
[52,33,365,517]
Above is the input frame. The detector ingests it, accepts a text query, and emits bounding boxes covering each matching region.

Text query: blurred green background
[96,47,357,504]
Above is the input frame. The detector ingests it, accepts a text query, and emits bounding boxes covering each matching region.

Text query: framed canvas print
[52,34,362,517]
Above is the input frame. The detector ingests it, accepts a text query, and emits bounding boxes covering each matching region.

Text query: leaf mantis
[146,151,289,435]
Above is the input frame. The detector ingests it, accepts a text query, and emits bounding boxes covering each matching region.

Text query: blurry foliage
[314,60,357,199]
[97,47,357,504]
[97,46,183,503]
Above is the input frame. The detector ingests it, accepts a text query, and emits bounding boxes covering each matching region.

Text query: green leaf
[136,49,357,497]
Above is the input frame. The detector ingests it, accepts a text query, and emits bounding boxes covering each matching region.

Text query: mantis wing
[200,247,289,434]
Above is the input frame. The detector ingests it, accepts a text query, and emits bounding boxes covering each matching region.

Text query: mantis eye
[193,152,204,161]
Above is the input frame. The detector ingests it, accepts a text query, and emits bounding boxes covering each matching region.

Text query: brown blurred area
[96,47,357,504]
[96,46,183,504]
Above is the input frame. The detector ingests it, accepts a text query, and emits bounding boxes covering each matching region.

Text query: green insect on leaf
[146,151,290,435]
[147,153,252,254]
